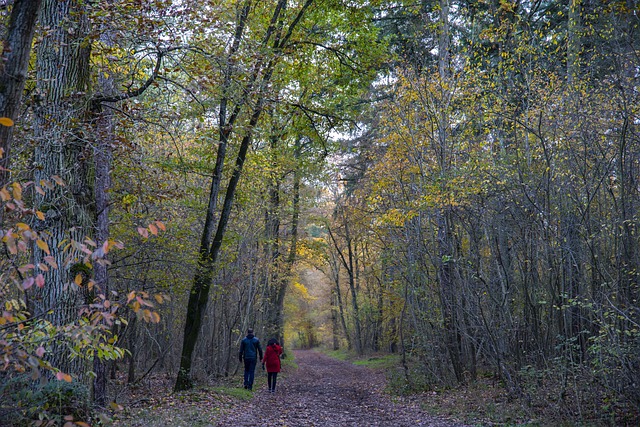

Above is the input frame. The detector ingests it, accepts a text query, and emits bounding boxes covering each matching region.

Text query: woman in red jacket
[262,338,283,392]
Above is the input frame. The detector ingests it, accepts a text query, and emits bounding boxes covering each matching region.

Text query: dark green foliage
[0,375,90,425]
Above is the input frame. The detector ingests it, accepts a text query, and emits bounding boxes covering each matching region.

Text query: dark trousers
[267,372,278,391]
[243,358,257,389]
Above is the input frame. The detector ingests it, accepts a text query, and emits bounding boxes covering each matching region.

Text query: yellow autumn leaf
[36,239,50,254]
[0,117,14,127]
[74,274,83,285]
[151,312,161,323]
[12,182,22,200]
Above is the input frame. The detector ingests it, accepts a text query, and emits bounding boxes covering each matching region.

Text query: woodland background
[0,0,639,425]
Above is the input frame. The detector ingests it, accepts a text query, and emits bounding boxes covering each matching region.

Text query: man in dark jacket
[238,328,263,390]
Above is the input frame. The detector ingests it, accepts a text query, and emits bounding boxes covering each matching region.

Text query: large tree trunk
[31,0,92,376]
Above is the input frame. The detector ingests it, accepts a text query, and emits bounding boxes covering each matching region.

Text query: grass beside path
[323,348,401,370]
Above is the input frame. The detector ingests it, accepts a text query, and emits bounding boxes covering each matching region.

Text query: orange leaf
[148,223,158,236]
[36,210,45,220]
[52,175,65,186]
[151,311,161,323]
[156,221,166,231]
[0,117,14,127]
[56,372,72,382]
[74,274,83,285]
[40,179,54,190]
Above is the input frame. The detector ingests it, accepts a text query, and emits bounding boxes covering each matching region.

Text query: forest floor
[109,350,470,427]
[109,348,640,426]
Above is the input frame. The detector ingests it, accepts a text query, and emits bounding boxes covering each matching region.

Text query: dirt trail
[215,350,466,427]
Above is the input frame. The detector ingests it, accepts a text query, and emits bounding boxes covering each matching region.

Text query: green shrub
[0,374,90,425]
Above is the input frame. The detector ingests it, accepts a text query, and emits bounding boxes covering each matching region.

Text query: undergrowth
[321,347,639,426]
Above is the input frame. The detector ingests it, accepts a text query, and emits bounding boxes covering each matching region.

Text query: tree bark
[329,222,363,355]
[31,0,92,376]
[0,0,42,188]
[91,79,115,408]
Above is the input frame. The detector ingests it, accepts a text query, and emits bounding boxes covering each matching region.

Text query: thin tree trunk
[91,85,115,408]
[175,0,314,390]
[271,137,302,343]
[329,223,362,355]
[346,234,363,355]
[331,254,351,350]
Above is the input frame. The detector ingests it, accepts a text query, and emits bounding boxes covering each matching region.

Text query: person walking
[262,338,283,392]
[238,328,263,390]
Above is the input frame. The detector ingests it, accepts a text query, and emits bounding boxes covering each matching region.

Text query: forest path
[214,350,467,427]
